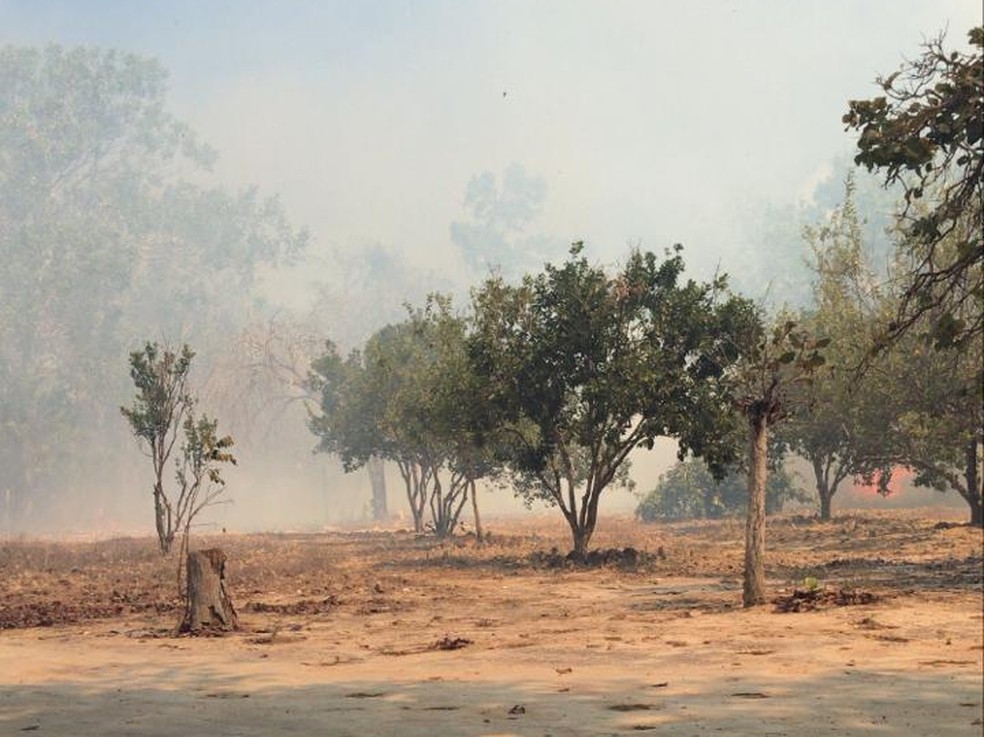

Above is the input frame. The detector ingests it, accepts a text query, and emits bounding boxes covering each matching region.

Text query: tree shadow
[1,659,980,736]
[774,554,983,593]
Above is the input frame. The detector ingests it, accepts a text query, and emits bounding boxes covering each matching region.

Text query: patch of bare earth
[1,509,981,736]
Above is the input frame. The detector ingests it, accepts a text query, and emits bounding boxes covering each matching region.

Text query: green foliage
[781,174,981,526]
[121,344,196,451]
[734,311,831,426]
[471,243,758,555]
[786,175,982,526]
[779,177,891,519]
[307,340,374,471]
[308,295,495,536]
[635,457,802,523]
[177,415,237,491]
[121,343,236,553]
[857,308,983,525]
[844,27,983,347]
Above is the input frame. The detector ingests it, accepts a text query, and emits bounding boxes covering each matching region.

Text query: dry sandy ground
[1,510,982,736]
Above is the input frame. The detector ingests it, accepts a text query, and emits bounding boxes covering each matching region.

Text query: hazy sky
[2,0,980,297]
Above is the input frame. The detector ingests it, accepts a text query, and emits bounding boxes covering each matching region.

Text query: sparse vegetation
[121,343,236,556]
[1,511,979,630]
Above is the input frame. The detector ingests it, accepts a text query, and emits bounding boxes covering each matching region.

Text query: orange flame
[852,467,914,497]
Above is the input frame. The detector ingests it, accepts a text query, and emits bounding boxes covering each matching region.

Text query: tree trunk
[743,414,769,607]
[819,489,832,521]
[812,458,833,521]
[179,548,238,634]
[969,494,983,528]
[430,473,450,538]
[567,507,596,562]
[570,525,590,561]
[397,461,426,533]
[965,440,982,528]
[469,479,483,543]
[367,456,388,521]
[153,484,171,555]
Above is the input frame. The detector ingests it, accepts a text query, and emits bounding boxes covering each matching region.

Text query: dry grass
[2,507,980,631]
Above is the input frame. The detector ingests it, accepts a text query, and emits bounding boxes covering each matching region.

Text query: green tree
[0,45,304,529]
[844,26,982,348]
[784,178,982,527]
[399,297,486,538]
[421,299,502,539]
[120,343,236,554]
[308,338,402,519]
[885,340,982,526]
[781,177,888,520]
[309,297,494,537]
[636,456,800,522]
[733,319,828,606]
[858,265,983,526]
[470,243,757,558]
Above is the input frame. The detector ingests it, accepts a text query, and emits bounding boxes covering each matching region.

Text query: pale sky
[2,0,980,298]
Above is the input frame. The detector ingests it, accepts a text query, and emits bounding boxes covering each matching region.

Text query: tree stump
[179,548,239,634]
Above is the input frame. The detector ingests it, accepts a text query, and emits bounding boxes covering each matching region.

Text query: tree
[844,26,983,348]
[733,320,828,606]
[781,177,888,520]
[470,243,757,558]
[882,340,982,526]
[783,177,982,527]
[635,456,801,522]
[366,457,389,522]
[843,28,983,523]
[857,267,983,526]
[418,298,501,538]
[315,325,437,531]
[392,297,480,538]
[121,343,236,554]
[309,297,493,537]
[0,45,304,531]
[450,163,559,279]
[308,339,405,520]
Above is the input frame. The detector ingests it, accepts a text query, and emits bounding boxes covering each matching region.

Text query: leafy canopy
[636,457,801,522]
[843,27,983,347]
[470,242,757,553]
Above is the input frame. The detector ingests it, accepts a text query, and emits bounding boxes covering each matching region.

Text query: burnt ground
[1,509,980,631]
